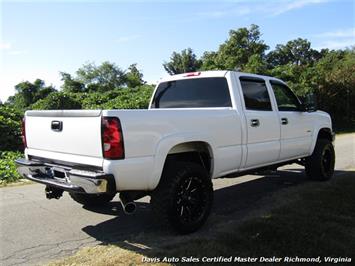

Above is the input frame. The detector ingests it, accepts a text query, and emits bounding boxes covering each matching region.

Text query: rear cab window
[151,77,232,108]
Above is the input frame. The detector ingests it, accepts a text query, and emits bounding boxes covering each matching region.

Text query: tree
[125,64,145,88]
[243,54,268,74]
[163,48,202,75]
[311,49,355,127]
[76,61,126,92]
[60,72,85,93]
[267,39,325,98]
[8,79,55,109]
[266,38,321,67]
[213,24,269,70]
[200,51,221,70]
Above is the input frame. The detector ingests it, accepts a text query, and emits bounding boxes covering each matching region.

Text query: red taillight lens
[21,118,27,148]
[102,117,124,159]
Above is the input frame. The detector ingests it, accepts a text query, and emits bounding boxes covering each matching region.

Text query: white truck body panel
[23,70,333,192]
[26,110,103,159]
[102,108,243,190]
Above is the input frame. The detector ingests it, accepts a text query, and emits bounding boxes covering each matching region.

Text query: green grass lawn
[49,171,355,266]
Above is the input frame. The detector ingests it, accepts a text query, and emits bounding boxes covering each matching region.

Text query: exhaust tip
[124,202,136,214]
[119,193,136,214]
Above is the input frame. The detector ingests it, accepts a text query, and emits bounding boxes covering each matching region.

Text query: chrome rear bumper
[15,158,115,194]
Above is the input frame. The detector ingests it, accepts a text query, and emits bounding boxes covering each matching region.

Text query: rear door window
[151,77,232,108]
[239,77,272,111]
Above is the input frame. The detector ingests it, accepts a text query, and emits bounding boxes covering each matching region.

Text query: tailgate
[25,110,103,158]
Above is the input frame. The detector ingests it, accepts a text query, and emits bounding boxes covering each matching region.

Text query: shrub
[101,85,154,109]
[31,92,82,110]
[0,105,23,151]
[0,151,23,184]
[70,85,154,110]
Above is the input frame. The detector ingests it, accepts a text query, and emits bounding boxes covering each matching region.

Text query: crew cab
[16,71,335,233]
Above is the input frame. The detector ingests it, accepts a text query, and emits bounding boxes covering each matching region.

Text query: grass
[48,171,355,266]
[47,245,170,266]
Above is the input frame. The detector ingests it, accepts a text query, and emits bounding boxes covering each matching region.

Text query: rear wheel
[305,138,335,181]
[69,192,115,206]
[151,162,213,234]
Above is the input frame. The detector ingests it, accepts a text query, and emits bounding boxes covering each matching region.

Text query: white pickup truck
[16,71,335,233]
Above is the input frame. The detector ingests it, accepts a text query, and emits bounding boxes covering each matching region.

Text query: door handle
[250,119,260,127]
[51,120,63,131]
[281,117,288,125]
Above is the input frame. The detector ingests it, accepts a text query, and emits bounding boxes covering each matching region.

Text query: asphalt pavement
[0,133,354,266]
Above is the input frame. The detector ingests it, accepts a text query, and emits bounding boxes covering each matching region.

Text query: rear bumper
[15,158,115,194]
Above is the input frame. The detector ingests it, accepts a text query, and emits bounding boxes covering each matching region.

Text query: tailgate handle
[51,121,63,132]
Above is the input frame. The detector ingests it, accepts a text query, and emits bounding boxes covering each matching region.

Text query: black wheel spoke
[174,176,209,224]
[180,205,184,217]
[185,178,192,191]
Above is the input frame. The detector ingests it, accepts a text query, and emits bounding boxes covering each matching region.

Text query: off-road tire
[151,162,213,234]
[305,138,335,181]
[69,192,115,206]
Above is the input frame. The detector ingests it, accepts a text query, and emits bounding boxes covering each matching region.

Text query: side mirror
[300,93,317,112]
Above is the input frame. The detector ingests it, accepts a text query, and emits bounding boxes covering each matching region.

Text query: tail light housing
[21,117,27,148]
[102,117,124,159]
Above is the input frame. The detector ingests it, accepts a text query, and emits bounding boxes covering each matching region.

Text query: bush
[80,91,118,109]
[31,92,82,110]
[29,86,154,111]
[0,105,23,151]
[69,85,154,110]
[101,85,154,109]
[0,151,23,184]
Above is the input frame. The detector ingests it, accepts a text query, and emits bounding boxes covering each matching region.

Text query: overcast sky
[1,0,354,102]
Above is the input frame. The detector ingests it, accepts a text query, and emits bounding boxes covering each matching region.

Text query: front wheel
[151,162,213,234]
[305,138,335,181]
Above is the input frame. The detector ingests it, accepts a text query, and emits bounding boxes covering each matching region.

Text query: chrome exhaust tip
[119,193,136,214]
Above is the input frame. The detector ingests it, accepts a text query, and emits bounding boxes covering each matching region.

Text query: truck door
[269,80,313,160]
[239,77,281,168]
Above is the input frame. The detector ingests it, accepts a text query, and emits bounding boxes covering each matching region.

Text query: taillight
[102,117,124,159]
[21,118,27,148]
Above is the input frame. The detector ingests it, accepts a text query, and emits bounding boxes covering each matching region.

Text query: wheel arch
[149,135,215,190]
[166,141,213,174]
[309,127,334,154]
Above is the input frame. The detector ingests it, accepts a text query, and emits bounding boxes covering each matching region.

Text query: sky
[0,0,354,102]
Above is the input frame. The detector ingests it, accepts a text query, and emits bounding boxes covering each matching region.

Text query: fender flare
[309,125,333,155]
[148,132,216,190]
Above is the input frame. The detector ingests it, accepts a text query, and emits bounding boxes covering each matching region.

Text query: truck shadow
[81,168,352,257]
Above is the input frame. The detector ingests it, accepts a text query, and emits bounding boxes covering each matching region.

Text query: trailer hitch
[45,186,64,199]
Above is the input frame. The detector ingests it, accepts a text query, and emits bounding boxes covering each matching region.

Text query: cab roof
[159,70,285,84]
